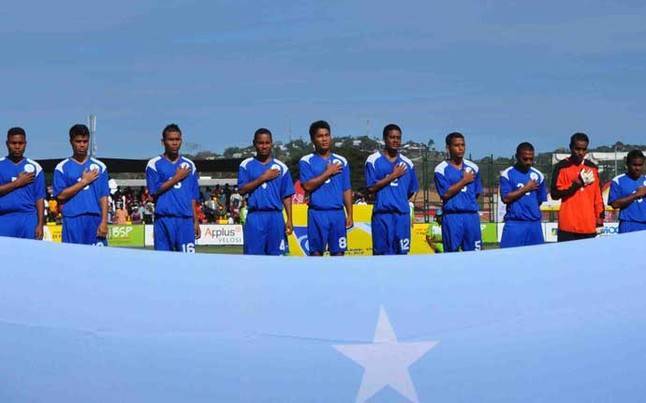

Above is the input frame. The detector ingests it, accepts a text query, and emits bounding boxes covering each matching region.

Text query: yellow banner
[288,205,434,256]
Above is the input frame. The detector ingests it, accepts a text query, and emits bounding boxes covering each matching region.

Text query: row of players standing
[1,124,645,253]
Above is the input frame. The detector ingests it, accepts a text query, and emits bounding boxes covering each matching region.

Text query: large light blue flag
[1,232,645,402]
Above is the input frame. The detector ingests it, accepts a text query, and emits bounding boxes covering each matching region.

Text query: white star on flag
[334,306,439,403]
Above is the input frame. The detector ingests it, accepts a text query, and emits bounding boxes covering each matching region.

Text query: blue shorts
[307,209,347,255]
[371,212,411,255]
[154,216,196,252]
[244,210,287,256]
[500,220,544,248]
[618,221,646,234]
[442,212,482,252]
[0,211,37,239]
[62,214,108,246]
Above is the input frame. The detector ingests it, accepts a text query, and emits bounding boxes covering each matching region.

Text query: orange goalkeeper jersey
[550,158,604,234]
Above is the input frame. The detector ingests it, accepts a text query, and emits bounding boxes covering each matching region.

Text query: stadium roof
[36,157,243,173]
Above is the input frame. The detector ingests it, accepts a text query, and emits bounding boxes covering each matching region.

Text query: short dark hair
[382,123,402,140]
[516,142,535,155]
[627,149,645,164]
[445,131,464,146]
[162,123,182,140]
[69,124,90,140]
[309,120,330,139]
[570,132,589,147]
[253,128,272,142]
[7,127,26,139]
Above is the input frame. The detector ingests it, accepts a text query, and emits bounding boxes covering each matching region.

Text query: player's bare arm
[343,189,354,229]
[441,170,475,201]
[302,162,343,192]
[97,196,109,238]
[56,169,100,202]
[0,171,35,196]
[35,198,45,240]
[609,186,646,209]
[154,165,192,196]
[502,180,539,204]
[367,163,407,194]
[282,196,293,235]
[238,168,280,195]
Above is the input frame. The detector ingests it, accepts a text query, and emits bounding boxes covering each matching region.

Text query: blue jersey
[238,157,295,211]
[499,166,547,221]
[434,160,482,213]
[0,157,45,214]
[609,174,646,223]
[146,155,199,217]
[53,157,109,217]
[299,153,350,210]
[365,152,419,214]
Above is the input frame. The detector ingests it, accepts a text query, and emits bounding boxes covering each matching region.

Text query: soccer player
[146,124,201,252]
[365,124,419,255]
[499,142,548,248]
[433,132,483,252]
[608,150,646,233]
[238,128,294,255]
[299,120,352,256]
[53,124,109,246]
[550,132,604,242]
[0,127,45,239]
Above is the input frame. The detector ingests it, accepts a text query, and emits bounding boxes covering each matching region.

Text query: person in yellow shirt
[425,209,444,253]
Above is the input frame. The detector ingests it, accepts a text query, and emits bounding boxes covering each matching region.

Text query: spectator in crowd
[114,203,128,224]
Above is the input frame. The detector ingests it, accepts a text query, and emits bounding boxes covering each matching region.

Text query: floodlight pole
[88,114,97,158]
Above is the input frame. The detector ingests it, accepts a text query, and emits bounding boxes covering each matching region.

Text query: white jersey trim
[500,166,513,181]
[300,153,315,164]
[273,159,289,176]
[612,173,626,185]
[90,158,107,173]
[365,151,381,167]
[239,157,254,170]
[463,159,479,173]
[146,156,162,172]
[332,153,348,166]
[434,160,448,175]
[400,154,414,170]
[25,158,44,176]
[55,158,70,174]
[529,167,545,183]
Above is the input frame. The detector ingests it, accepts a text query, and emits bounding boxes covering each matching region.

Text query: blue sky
[1,0,645,159]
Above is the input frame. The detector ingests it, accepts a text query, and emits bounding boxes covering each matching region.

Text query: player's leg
[460,213,482,251]
[154,216,172,251]
[393,212,412,255]
[371,213,389,255]
[87,214,108,246]
[0,213,20,238]
[441,213,462,252]
[175,217,196,253]
[307,209,326,256]
[500,221,524,248]
[525,221,544,246]
[243,211,267,255]
[327,209,348,256]
[16,212,37,239]
[62,216,82,244]
[266,211,288,255]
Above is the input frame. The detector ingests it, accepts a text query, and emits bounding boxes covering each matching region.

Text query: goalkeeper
[550,132,604,242]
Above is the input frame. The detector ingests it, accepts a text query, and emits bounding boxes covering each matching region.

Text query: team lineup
[1,123,645,255]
